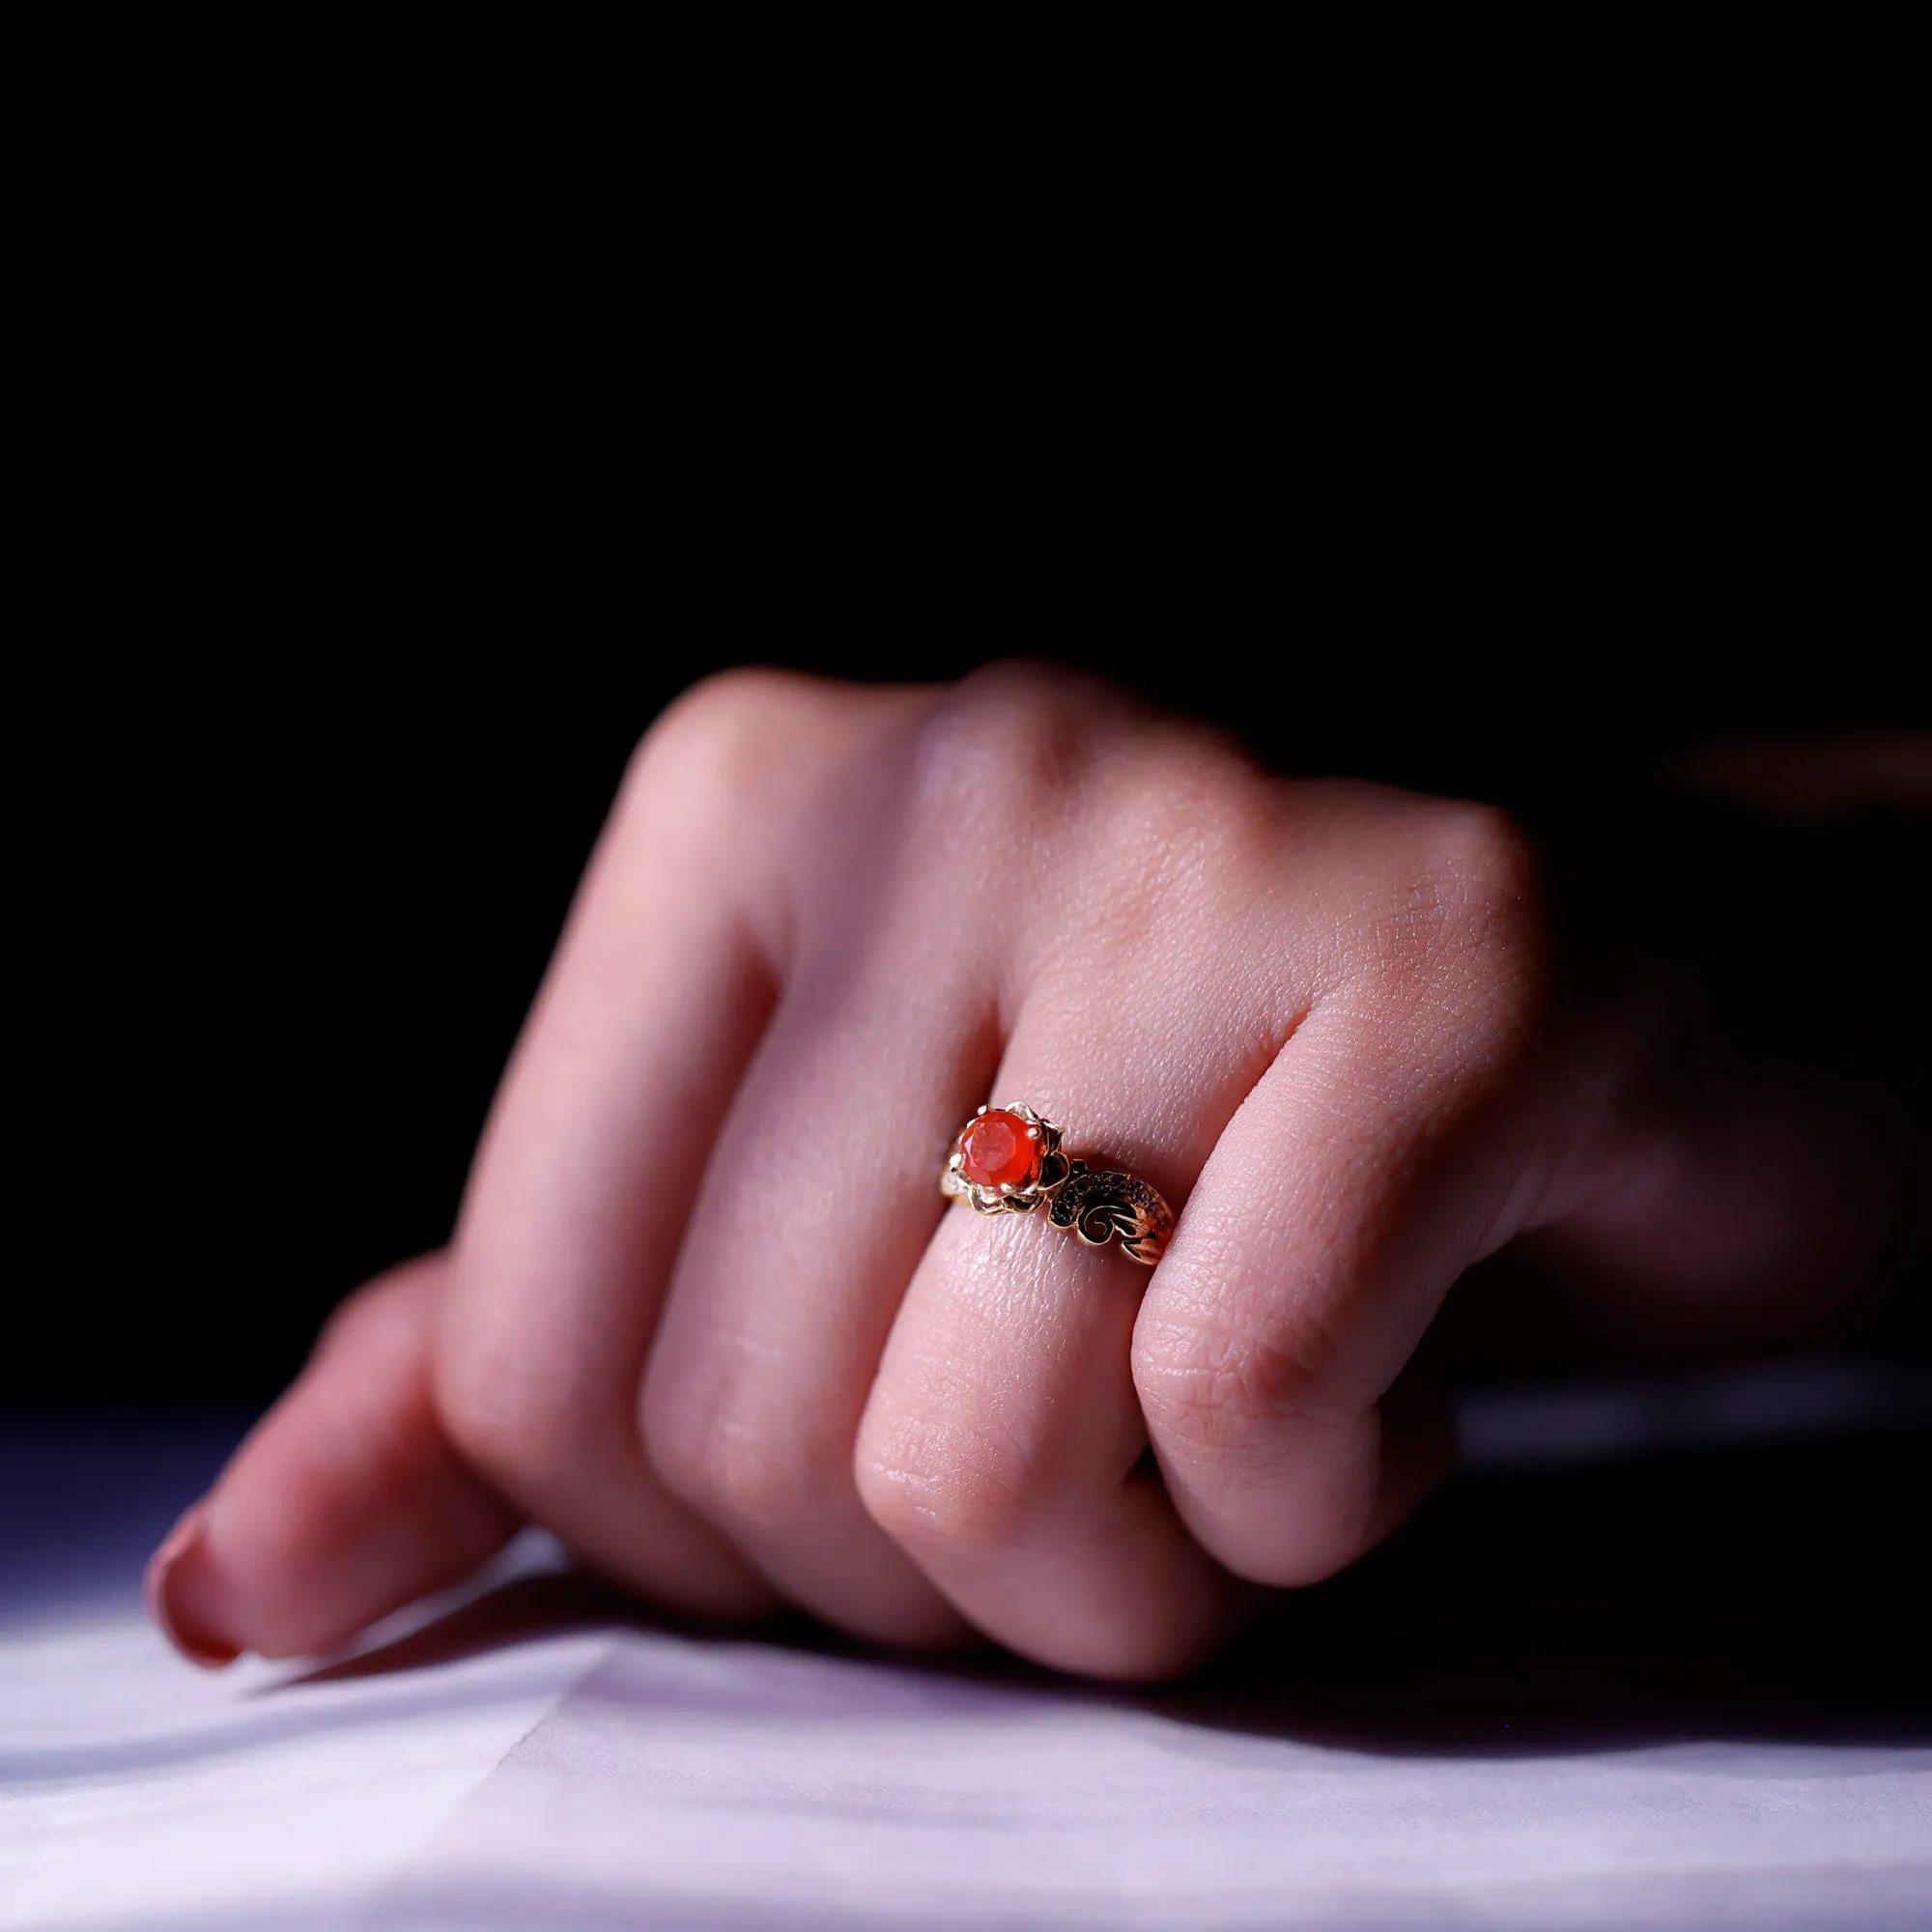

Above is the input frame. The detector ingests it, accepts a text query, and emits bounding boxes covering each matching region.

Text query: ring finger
[854,970,1293,1679]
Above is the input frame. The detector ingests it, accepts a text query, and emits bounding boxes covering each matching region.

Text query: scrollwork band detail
[1045,1164,1174,1266]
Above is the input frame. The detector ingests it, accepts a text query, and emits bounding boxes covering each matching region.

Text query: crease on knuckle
[855,1408,1039,1561]
[1133,1304,1365,1474]
[643,1381,834,1533]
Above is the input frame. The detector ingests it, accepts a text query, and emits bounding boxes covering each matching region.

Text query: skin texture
[148,668,1925,1682]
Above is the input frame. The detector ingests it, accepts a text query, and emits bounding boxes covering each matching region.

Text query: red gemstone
[958,1109,1041,1190]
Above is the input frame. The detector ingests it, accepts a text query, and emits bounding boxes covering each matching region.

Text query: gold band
[940,1103,1175,1266]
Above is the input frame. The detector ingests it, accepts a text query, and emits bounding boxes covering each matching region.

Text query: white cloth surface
[3,1412,1928,1929]
[6,1592,1929,1930]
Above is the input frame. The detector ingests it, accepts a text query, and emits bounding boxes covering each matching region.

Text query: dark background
[14,140,1923,1406]
[20,613,1923,1409]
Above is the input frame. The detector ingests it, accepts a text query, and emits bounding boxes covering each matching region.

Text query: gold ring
[940,1103,1175,1266]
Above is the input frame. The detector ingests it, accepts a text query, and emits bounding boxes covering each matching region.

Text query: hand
[147,668,1899,1679]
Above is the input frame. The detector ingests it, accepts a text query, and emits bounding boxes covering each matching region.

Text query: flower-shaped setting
[941,1103,1071,1216]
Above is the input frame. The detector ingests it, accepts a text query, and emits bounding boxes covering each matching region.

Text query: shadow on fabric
[285,1429,1932,1759]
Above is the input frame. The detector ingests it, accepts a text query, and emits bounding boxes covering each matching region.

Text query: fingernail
[145,1504,243,1668]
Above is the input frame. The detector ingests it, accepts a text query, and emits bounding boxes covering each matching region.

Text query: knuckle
[1407,801,1541,953]
[1083,738,1273,930]
[1132,1305,1359,1472]
[618,668,826,838]
[311,1259,433,1362]
[905,661,1129,835]
[431,1328,588,1504]
[1350,800,1547,1044]
[643,1380,838,1534]
[854,1409,1038,1563]
[1441,799,1539,910]
[907,664,1271,946]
